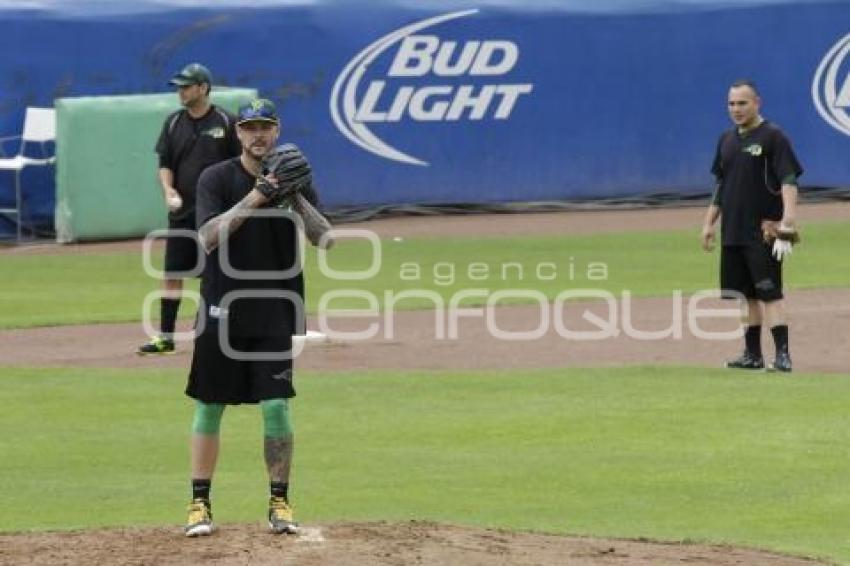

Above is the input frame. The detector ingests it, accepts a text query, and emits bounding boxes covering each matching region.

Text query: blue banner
[1,0,849,236]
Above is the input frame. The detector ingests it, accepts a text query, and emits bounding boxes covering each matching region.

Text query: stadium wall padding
[54,89,256,242]
[1,1,849,239]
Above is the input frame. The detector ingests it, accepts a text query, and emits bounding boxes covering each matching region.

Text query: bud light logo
[330,9,534,166]
[812,31,850,136]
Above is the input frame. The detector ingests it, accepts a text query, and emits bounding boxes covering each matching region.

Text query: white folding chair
[0,107,56,242]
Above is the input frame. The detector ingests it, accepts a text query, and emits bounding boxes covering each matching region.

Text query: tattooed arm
[198,184,270,254]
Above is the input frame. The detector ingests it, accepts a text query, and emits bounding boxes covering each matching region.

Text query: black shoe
[137,336,175,355]
[725,351,764,370]
[768,350,792,373]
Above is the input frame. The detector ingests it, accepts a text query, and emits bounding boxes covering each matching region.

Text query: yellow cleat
[185,498,213,537]
[268,496,298,534]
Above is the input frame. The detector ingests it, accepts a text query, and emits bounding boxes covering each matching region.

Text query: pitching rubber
[293,330,330,348]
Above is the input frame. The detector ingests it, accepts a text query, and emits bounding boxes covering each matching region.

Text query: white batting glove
[772,237,792,261]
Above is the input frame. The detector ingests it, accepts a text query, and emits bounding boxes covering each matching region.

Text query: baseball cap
[237,99,280,125]
[169,63,212,87]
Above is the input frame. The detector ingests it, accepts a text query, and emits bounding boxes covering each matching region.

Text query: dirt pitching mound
[1,521,824,565]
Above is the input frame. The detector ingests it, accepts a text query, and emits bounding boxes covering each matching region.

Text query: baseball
[167,195,183,211]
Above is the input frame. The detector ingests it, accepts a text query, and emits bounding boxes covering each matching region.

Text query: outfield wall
[0,1,849,239]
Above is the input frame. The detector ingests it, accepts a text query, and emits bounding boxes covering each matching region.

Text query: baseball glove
[258,144,334,249]
[256,143,312,201]
[760,220,800,244]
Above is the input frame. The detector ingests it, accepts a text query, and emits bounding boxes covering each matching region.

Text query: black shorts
[186,331,295,404]
[164,216,201,276]
[720,242,783,302]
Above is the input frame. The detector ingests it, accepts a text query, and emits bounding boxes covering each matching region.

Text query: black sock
[160,298,180,337]
[744,325,762,357]
[270,481,288,501]
[771,324,789,354]
[192,479,211,502]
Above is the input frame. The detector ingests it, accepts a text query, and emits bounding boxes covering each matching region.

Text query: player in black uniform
[701,79,802,372]
[182,99,311,537]
[139,63,241,355]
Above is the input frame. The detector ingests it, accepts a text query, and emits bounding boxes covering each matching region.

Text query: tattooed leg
[264,435,294,483]
[261,398,294,482]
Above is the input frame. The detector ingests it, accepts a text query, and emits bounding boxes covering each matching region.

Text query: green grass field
[1,366,848,562]
[2,216,849,563]
[0,220,848,329]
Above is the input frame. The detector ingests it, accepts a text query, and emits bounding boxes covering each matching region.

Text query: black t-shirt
[195,157,305,338]
[155,105,241,222]
[710,121,803,245]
